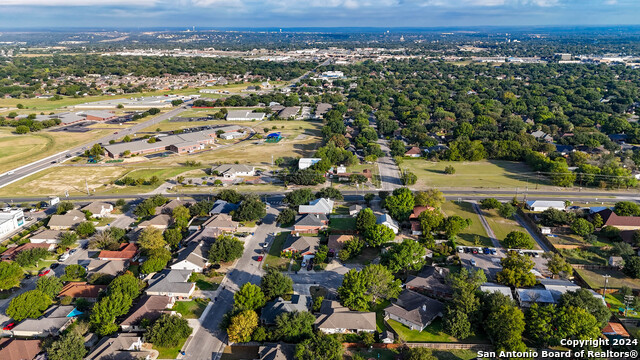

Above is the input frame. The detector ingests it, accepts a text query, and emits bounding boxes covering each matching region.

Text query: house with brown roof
[596,209,640,231]
[404,146,422,157]
[84,259,128,277]
[85,333,152,360]
[29,229,64,244]
[202,213,239,232]
[315,300,376,334]
[405,266,454,300]
[0,339,41,360]
[120,295,174,332]
[282,235,320,259]
[48,210,86,230]
[58,282,107,301]
[154,198,194,215]
[81,202,114,218]
[1,242,52,261]
[409,206,436,220]
[602,322,630,339]
[327,235,353,252]
[98,243,138,261]
[137,214,172,230]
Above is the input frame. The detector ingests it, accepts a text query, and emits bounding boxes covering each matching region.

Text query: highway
[0,101,193,189]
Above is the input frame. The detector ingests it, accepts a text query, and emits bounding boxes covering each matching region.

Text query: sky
[0,0,637,29]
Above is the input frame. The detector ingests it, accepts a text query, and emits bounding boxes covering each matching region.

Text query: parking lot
[458,246,550,280]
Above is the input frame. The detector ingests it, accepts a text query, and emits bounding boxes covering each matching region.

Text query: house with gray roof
[406,266,453,300]
[29,229,63,244]
[211,164,256,178]
[315,300,376,334]
[377,213,400,234]
[85,333,152,360]
[282,235,320,258]
[539,279,581,302]
[120,295,174,332]
[48,210,86,230]
[384,290,444,331]
[515,288,556,307]
[259,344,296,360]
[261,295,311,325]
[278,106,300,119]
[299,198,334,215]
[145,269,195,299]
[137,214,172,230]
[82,259,128,277]
[293,214,328,234]
[170,242,209,272]
[9,305,77,338]
[480,283,514,300]
[81,202,113,218]
[209,199,240,215]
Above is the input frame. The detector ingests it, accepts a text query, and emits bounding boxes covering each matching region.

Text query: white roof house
[225,110,265,121]
[480,283,513,300]
[525,200,566,212]
[298,158,322,170]
[299,198,334,215]
[377,213,400,234]
[515,288,555,307]
[539,279,581,302]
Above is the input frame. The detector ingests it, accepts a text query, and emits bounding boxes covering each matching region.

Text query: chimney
[422,304,426,311]
[438,268,443,276]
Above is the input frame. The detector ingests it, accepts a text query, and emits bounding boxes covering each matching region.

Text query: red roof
[602,322,630,337]
[598,209,640,228]
[58,282,107,299]
[1,243,51,260]
[409,206,436,219]
[405,147,422,155]
[98,242,138,260]
[0,338,41,360]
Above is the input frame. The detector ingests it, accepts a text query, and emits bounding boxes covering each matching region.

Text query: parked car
[470,259,476,266]
[256,256,263,262]
[483,247,490,254]
[3,322,15,331]
[69,249,78,255]
[262,242,269,249]
[50,263,59,270]
[39,269,51,277]
[307,262,313,271]
[458,247,464,253]
[301,260,307,268]
[82,242,89,250]
[472,248,478,254]
[59,253,70,262]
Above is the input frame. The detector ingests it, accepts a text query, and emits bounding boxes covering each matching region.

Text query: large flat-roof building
[104,129,217,158]
[0,209,25,239]
[226,109,266,121]
[73,95,191,109]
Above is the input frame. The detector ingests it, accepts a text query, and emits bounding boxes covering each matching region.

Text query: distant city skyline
[0,1,637,29]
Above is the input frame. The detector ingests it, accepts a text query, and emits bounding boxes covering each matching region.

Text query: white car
[470,259,476,267]
[59,253,70,262]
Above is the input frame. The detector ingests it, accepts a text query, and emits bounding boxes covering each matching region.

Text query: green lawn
[606,294,640,319]
[441,201,492,247]
[153,337,188,360]
[346,247,380,265]
[371,300,391,333]
[264,231,290,271]
[401,159,547,190]
[574,267,640,290]
[329,217,356,231]
[559,248,608,266]
[388,318,487,343]
[189,273,221,291]
[123,167,199,181]
[482,209,526,242]
[172,300,208,319]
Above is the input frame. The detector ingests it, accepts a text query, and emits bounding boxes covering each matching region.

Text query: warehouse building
[104,129,217,158]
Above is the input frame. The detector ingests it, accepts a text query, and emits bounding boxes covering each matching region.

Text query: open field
[401,159,548,189]
[264,231,290,271]
[388,318,487,343]
[441,201,492,247]
[0,128,112,174]
[173,299,208,319]
[482,209,528,243]
[138,118,252,133]
[574,267,640,290]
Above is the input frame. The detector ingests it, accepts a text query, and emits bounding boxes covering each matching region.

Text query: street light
[602,274,611,300]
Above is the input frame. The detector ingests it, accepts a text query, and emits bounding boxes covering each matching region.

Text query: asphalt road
[376,138,403,191]
[182,206,280,360]
[0,102,193,189]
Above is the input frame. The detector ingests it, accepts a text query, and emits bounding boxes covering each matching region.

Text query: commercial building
[225,109,266,121]
[298,158,322,170]
[211,164,256,178]
[73,95,192,109]
[0,209,25,238]
[525,200,566,212]
[104,129,218,158]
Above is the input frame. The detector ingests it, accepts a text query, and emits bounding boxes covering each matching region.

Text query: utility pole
[602,274,611,300]
[85,179,90,196]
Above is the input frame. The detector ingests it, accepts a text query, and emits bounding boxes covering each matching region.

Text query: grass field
[172,299,208,319]
[482,209,527,242]
[221,346,259,360]
[329,217,356,231]
[441,201,492,247]
[153,338,188,359]
[387,318,486,343]
[401,159,547,189]
[559,247,608,265]
[605,294,640,319]
[264,231,290,271]
[124,167,196,180]
[574,267,640,290]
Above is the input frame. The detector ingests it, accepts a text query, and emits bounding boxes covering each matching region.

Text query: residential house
[405,266,454,300]
[137,214,172,230]
[299,198,334,215]
[282,235,320,260]
[293,214,328,234]
[259,344,296,360]
[327,234,353,253]
[209,199,240,215]
[0,339,42,360]
[145,269,196,299]
[404,147,422,158]
[539,279,581,302]
[602,322,631,340]
[314,103,332,119]
[596,209,640,231]
[515,288,556,307]
[29,229,63,244]
[9,305,77,337]
[348,204,363,216]
[525,200,566,212]
[83,259,128,277]
[261,295,311,325]
[1,242,52,261]
[81,202,114,218]
[48,210,86,230]
[98,243,138,261]
[377,213,400,234]
[278,106,300,120]
[409,206,436,220]
[58,282,107,302]
[531,130,554,143]
[171,242,209,272]
[155,198,194,215]
[480,283,513,300]
[202,213,239,233]
[384,290,444,331]
[315,300,376,334]
[120,295,174,332]
[410,221,422,236]
[609,256,624,268]
[85,334,152,360]
[298,158,322,170]
[211,164,256,178]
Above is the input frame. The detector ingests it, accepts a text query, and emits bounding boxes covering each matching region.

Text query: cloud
[0,0,160,5]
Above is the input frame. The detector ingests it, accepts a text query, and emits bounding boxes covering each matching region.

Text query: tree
[383,239,426,273]
[614,201,640,216]
[295,334,343,360]
[384,187,415,221]
[276,208,297,225]
[6,290,52,321]
[404,347,437,360]
[172,205,191,229]
[480,198,501,209]
[285,189,314,207]
[502,231,534,249]
[273,311,316,342]
[414,189,445,208]
[147,314,193,347]
[442,215,472,239]
[571,218,595,237]
[623,256,640,278]
[209,234,244,263]
[15,125,29,134]
[402,171,417,185]
[418,209,444,234]
[36,275,63,298]
[234,283,266,311]
[218,189,243,203]
[15,248,49,267]
[364,193,375,205]
[553,306,601,347]
[356,208,377,233]
[485,303,527,353]
[443,308,473,340]
[64,264,87,280]
[338,264,400,311]
[543,252,573,278]
[525,304,556,346]
[496,251,536,287]
[260,268,293,300]
[46,331,87,360]
[59,231,78,247]
[592,213,603,228]
[498,203,516,218]
[444,165,456,174]
[364,224,395,247]
[315,187,343,200]
[0,261,24,290]
[611,242,634,256]
[233,196,266,222]
[138,227,166,252]
[227,310,258,343]
[108,272,144,299]
[163,227,183,248]
[141,249,171,274]
[56,201,74,214]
